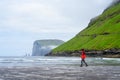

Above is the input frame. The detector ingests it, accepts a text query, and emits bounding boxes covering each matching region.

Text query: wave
[0,56,120,67]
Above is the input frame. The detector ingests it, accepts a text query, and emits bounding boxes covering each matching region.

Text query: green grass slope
[52,3,120,54]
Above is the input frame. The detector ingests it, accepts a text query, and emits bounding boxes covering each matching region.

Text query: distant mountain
[49,1,120,57]
[32,39,64,56]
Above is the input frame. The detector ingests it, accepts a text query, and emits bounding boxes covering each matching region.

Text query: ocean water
[0,56,120,67]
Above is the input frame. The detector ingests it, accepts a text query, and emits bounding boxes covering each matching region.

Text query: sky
[0,0,113,56]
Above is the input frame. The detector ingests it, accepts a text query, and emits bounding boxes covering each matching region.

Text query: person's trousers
[80,59,88,67]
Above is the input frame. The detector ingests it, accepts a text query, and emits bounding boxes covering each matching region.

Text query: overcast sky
[0,0,113,56]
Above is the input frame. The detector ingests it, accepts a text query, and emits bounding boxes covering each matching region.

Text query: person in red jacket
[80,49,88,67]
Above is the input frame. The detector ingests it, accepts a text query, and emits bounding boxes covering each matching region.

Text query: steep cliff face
[50,1,120,57]
[32,39,64,56]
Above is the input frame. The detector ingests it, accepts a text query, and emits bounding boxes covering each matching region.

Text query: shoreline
[46,54,120,58]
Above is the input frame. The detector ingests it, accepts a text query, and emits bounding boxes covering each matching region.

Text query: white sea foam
[0,56,119,67]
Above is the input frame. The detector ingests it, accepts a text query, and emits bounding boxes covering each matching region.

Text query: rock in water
[32,39,64,56]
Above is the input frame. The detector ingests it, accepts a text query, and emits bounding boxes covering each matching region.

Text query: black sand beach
[0,65,120,80]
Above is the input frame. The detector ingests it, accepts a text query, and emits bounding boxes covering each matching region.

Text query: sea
[0,56,120,67]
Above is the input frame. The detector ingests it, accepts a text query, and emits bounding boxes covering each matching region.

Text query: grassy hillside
[52,2,120,54]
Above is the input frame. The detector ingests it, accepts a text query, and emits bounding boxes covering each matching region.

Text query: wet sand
[0,65,120,80]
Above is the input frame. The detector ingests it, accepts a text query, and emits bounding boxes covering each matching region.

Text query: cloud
[0,0,73,34]
[8,2,59,18]
[0,0,113,35]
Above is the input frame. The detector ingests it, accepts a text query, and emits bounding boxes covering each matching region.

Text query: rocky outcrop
[32,39,64,56]
[48,49,120,58]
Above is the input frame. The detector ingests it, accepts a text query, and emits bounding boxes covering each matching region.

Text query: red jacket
[81,51,86,59]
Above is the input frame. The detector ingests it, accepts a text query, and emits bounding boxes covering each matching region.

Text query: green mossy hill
[52,2,120,55]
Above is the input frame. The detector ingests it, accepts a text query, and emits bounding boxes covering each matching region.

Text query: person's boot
[80,64,83,67]
[86,64,88,67]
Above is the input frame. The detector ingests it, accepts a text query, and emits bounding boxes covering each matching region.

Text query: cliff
[32,39,64,56]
